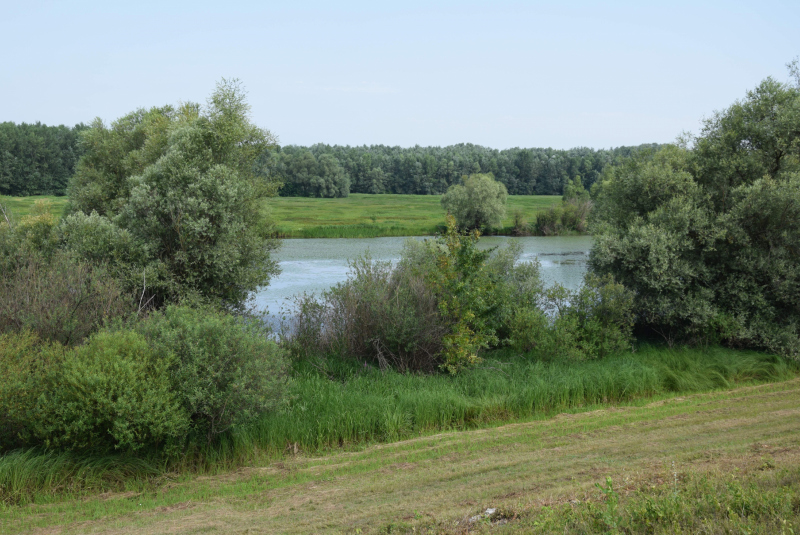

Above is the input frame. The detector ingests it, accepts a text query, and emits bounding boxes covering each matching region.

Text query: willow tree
[64,79,280,308]
[440,173,507,231]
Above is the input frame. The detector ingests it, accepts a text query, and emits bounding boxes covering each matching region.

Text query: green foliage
[0,202,131,346]
[0,331,65,451]
[509,274,634,360]
[65,79,280,308]
[136,306,291,442]
[269,142,663,196]
[272,149,350,197]
[591,77,800,356]
[534,199,591,235]
[440,173,508,230]
[562,174,590,203]
[31,330,187,454]
[0,122,86,196]
[286,216,540,373]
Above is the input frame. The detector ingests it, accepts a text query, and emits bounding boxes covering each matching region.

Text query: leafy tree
[440,173,507,230]
[590,76,800,356]
[66,79,280,308]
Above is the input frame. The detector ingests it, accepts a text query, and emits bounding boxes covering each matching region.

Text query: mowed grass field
[6,378,800,534]
[0,194,560,238]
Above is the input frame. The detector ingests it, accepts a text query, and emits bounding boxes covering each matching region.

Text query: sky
[3,0,798,150]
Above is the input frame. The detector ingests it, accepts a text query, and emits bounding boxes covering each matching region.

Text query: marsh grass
[1,344,793,506]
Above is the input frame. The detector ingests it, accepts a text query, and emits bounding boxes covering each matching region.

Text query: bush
[0,250,131,346]
[27,330,187,454]
[285,217,543,373]
[591,77,800,357]
[0,331,65,451]
[440,173,507,231]
[509,274,634,361]
[287,255,447,372]
[535,198,591,235]
[137,305,291,443]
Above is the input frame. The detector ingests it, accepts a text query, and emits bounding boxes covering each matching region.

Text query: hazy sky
[3,1,798,149]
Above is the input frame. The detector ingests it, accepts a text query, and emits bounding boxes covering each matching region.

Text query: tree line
[0,118,662,198]
[263,142,664,197]
[0,122,87,196]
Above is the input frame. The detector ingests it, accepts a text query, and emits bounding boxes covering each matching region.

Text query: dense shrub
[535,198,591,235]
[440,173,507,231]
[31,330,187,454]
[0,331,65,451]
[509,274,634,360]
[65,79,281,309]
[137,306,291,442]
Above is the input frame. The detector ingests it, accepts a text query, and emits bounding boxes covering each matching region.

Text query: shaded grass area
[0,345,795,509]
[270,194,561,237]
[5,375,800,534]
[0,195,67,220]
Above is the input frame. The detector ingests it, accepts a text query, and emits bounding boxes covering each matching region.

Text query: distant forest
[0,122,87,196]
[262,143,664,197]
[0,120,662,197]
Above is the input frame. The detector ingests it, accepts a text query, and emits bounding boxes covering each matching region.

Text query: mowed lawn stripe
[8,378,800,534]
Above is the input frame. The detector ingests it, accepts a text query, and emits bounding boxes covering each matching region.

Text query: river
[252,235,593,316]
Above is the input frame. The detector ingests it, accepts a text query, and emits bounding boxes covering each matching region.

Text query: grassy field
[268,194,561,238]
[1,193,560,238]
[5,376,799,534]
[0,194,67,220]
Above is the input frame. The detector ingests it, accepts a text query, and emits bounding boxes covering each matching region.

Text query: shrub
[31,330,188,454]
[285,217,543,373]
[509,274,634,361]
[0,331,65,451]
[137,306,291,443]
[591,79,800,356]
[289,255,447,372]
[440,173,507,231]
[0,250,131,346]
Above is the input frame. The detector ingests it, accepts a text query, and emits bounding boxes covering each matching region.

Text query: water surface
[253,235,592,315]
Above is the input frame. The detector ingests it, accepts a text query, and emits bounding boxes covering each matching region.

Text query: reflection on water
[252,235,593,316]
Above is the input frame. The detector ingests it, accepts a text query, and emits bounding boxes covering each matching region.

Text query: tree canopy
[440,173,507,230]
[64,79,280,308]
[590,75,800,357]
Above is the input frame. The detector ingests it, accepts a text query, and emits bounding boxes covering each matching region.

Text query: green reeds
[246,346,793,453]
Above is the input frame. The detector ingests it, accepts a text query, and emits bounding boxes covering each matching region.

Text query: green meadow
[269,194,561,237]
[2,193,560,238]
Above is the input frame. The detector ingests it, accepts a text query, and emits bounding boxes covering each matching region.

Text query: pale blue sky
[3,1,798,149]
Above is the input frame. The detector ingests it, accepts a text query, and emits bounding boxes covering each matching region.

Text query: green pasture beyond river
[253,235,593,316]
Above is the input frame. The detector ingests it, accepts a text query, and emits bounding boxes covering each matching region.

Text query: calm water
[252,235,593,315]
